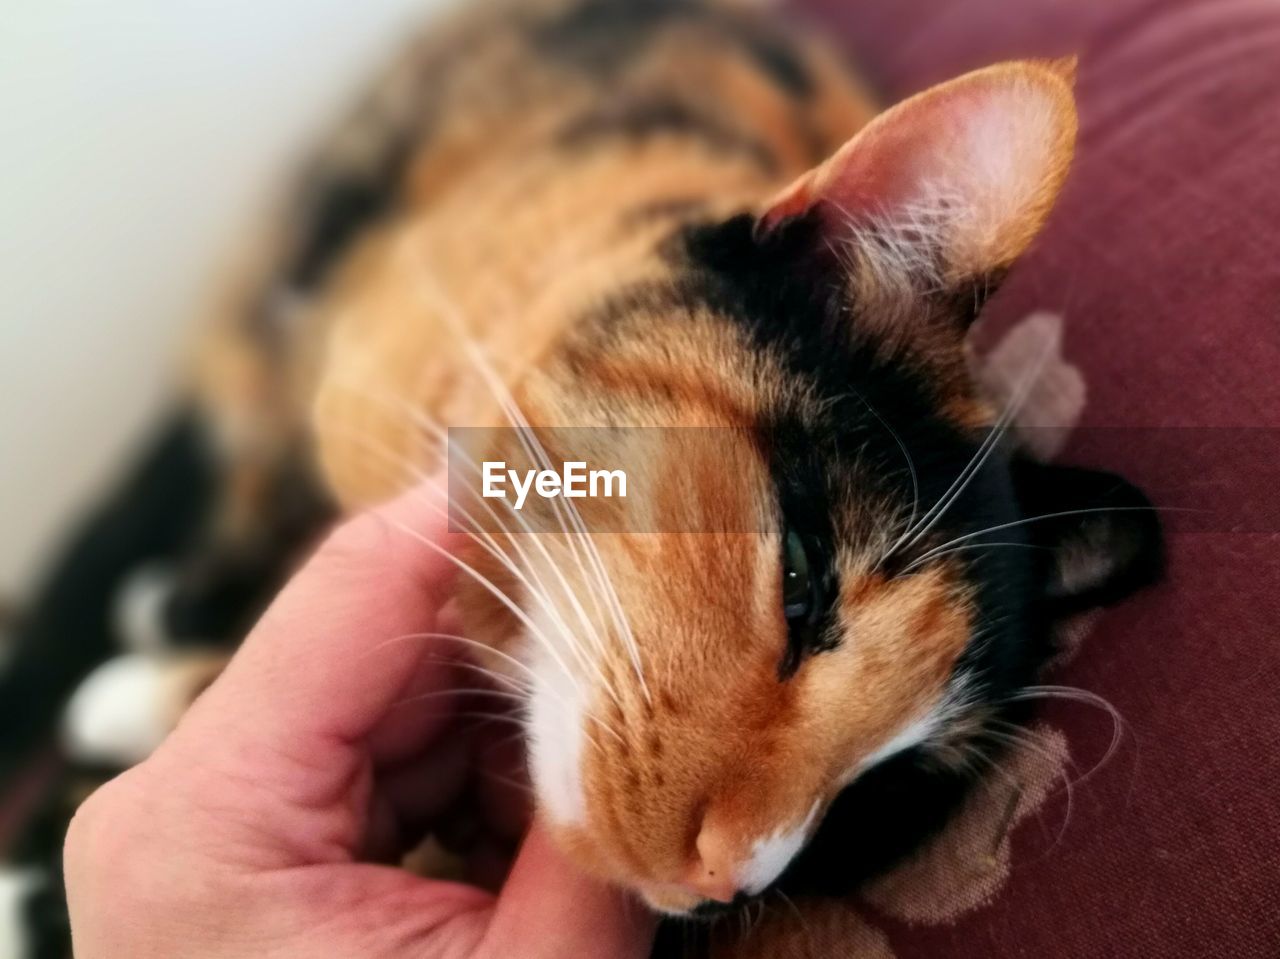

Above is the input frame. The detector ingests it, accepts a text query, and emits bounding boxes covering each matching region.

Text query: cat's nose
[680,819,740,903]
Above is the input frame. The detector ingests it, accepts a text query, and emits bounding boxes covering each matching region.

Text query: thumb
[480,821,656,959]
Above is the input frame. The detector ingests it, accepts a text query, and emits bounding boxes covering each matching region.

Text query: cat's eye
[779,523,832,674]
[782,528,814,621]
[777,518,835,677]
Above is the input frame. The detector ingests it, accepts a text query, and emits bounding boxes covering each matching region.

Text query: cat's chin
[639,885,761,921]
[687,893,761,922]
[637,885,710,918]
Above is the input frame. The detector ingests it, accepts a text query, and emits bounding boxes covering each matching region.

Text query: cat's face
[459,60,1161,915]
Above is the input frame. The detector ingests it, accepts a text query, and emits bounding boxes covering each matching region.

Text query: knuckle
[64,772,144,880]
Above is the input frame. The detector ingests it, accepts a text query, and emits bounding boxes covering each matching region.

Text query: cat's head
[459,60,1162,915]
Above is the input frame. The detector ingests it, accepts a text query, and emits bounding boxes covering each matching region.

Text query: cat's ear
[758,59,1077,314]
[1010,459,1164,617]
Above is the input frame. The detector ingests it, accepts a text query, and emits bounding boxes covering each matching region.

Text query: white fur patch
[849,674,976,782]
[62,653,172,765]
[114,564,178,653]
[856,712,943,774]
[740,801,821,895]
[0,869,40,959]
[524,607,589,827]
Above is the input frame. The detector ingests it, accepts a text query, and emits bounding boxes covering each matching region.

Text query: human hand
[63,480,656,958]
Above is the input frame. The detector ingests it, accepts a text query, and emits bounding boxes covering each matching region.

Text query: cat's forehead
[545,210,1002,547]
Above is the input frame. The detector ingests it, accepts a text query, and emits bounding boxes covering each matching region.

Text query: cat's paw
[62,651,230,766]
[62,654,174,765]
[0,868,41,959]
[114,564,179,654]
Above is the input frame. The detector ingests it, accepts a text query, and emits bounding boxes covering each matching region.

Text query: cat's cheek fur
[739,799,822,895]
[847,671,975,781]
[851,710,942,779]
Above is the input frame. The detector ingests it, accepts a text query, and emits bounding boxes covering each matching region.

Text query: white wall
[0,0,451,595]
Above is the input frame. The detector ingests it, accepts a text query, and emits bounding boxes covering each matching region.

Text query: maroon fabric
[792,1,1280,956]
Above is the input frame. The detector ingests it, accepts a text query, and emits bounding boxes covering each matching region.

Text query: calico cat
[0,0,1162,956]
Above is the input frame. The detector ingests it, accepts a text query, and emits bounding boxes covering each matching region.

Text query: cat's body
[0,2,1163,956]
[194,0,876,518]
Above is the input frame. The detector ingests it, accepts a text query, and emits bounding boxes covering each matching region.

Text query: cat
[0,1,1162,956]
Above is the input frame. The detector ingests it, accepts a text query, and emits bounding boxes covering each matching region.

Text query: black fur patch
[717,14,816,99]
[285,177,394,291]
[1012,458,1165,617]
[619,196,713,227]
[557,94,779,174]
[283,145,411,292]
[529,0,814,100]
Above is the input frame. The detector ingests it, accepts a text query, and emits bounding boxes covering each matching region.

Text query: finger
[367,654,465,768]
[203,477,462,744]
[481,822,656,959]
[376,727,474,834]
[152,478,467,856]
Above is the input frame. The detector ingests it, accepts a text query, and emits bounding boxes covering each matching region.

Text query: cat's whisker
[437,710,529,729]
[399,243,644,695]
[983,723,1072,781]
[322,396,628,711]
[391,686,528,710]
[324,417,548,606]
[436,656,535,697]
[442,445,634,719]
[398,250,650,702]
[900,540,1051,571]
[774,890,811,941]
[982,692,1134,858]
[478,767,535,797]
[365,629,567,724]
[976,723,1076,851]
[908,506,1169,570]
[384,516,586,698]
[880,328,1054,566]
[325,338,616,696]
[949,736,1074,853]
[479,726,530,758]
[369,630,539,687]
[494,412,647,705]
[423,479,621,703]
[1007,684,1128,789]
[951,738,1024,795]
[377,627,625,748]
[347,377,621,674]
[401,402,627,705]
[837,388,921,553]
[961,739,1066,853]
